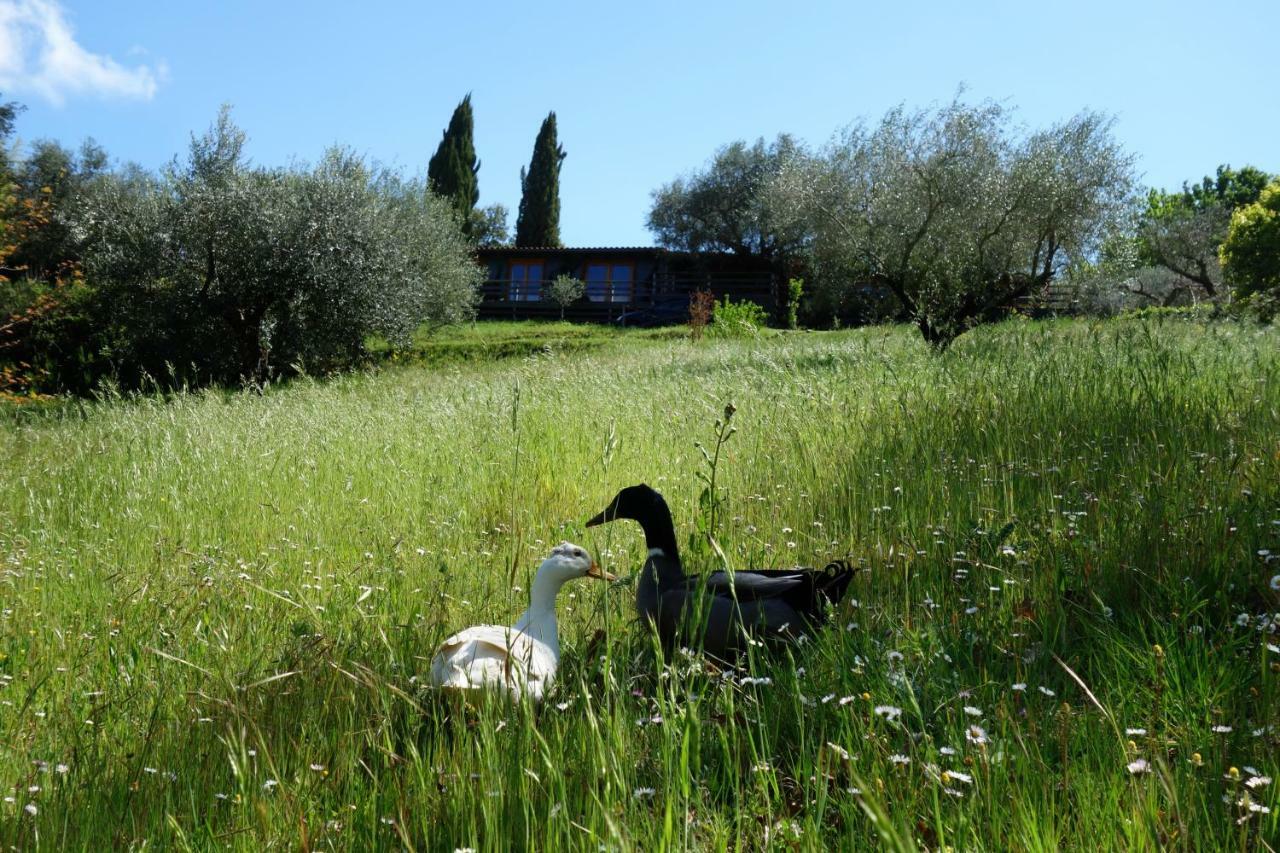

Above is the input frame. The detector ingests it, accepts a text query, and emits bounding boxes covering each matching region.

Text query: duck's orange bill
[586,562,617,582]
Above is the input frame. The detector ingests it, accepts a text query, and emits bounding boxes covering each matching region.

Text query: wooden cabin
[474,246,779,325]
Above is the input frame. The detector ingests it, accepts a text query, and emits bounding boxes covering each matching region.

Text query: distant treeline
[644,98,1279,339]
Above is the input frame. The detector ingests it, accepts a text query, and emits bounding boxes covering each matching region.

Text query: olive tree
[547,273,584,319]
[73,108,479,387]
[1137,165,1271,299]
[1137,195,1228,297]
[772,99,1136,346]
[647,134,808,259]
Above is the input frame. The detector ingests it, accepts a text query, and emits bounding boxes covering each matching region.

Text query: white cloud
[0,0,164,105]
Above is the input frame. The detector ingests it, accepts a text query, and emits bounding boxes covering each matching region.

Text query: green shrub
[1122,304,1215,321]
[706,296,768,338]
[1220,178,1280,303]
[786,277,803,329]
[1234,289,1279,324]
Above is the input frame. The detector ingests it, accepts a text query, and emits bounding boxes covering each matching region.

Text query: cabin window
[508,260,543,301]
[585,262,634,303]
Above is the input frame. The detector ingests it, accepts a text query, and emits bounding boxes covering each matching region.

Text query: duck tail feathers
[816,560,857,606]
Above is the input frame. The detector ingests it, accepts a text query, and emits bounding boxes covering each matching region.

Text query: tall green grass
[1,317,1277,850]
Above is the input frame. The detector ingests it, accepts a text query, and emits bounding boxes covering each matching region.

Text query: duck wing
[693,561,855,617]
[697,569,808,601]
[656,561,858,659]
[429,625,557,700]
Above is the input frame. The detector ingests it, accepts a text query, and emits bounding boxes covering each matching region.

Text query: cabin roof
[474,246,774,267]
[476,245,661,255]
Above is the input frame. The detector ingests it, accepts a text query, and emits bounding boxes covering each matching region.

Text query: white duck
[429,541,612,701]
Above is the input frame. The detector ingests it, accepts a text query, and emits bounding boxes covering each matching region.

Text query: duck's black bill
[584,510,610,528]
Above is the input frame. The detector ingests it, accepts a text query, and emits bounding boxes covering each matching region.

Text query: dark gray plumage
[585,484,856,661]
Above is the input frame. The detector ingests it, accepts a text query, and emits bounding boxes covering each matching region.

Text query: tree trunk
[223,305,268,385]
[917,316,956,350]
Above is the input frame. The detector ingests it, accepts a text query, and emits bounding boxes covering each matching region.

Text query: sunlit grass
[366,318,682,367]
[1,317,1278,849]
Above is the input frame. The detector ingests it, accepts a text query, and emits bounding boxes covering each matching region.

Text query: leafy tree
[515,112,566,247]
[0,97,99,397]
[1137,165,1271,298]
[470,202,509,247]
[7,139,108,281]
[772,98,1135,347]
[648,135,807,258]
[0,97,20,140]
[1220,179,1280,303]
[1136,193,1225,295]
[427,94,480,237]
[1,96,25,278]
[68,107,480,388]
[547,273,584,319]
[1183,164,1270,211]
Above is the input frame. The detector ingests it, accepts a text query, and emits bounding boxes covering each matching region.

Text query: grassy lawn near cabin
[366,319,688,368]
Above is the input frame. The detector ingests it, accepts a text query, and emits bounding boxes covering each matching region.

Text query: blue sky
[3,0,1277,246]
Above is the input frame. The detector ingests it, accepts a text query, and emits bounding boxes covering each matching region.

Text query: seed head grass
[0,317,1277,849]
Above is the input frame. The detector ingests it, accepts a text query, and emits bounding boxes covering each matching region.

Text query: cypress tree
[515,112,567,247]
[427,94,480,236]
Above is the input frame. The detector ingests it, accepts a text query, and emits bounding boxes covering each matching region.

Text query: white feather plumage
[430,625,558,701]
[428,541,605,702]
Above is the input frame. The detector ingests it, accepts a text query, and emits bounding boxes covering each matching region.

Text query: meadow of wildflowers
[0,317,1277,849]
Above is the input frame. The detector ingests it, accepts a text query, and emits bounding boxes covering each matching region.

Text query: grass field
[1,317,1278,850]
